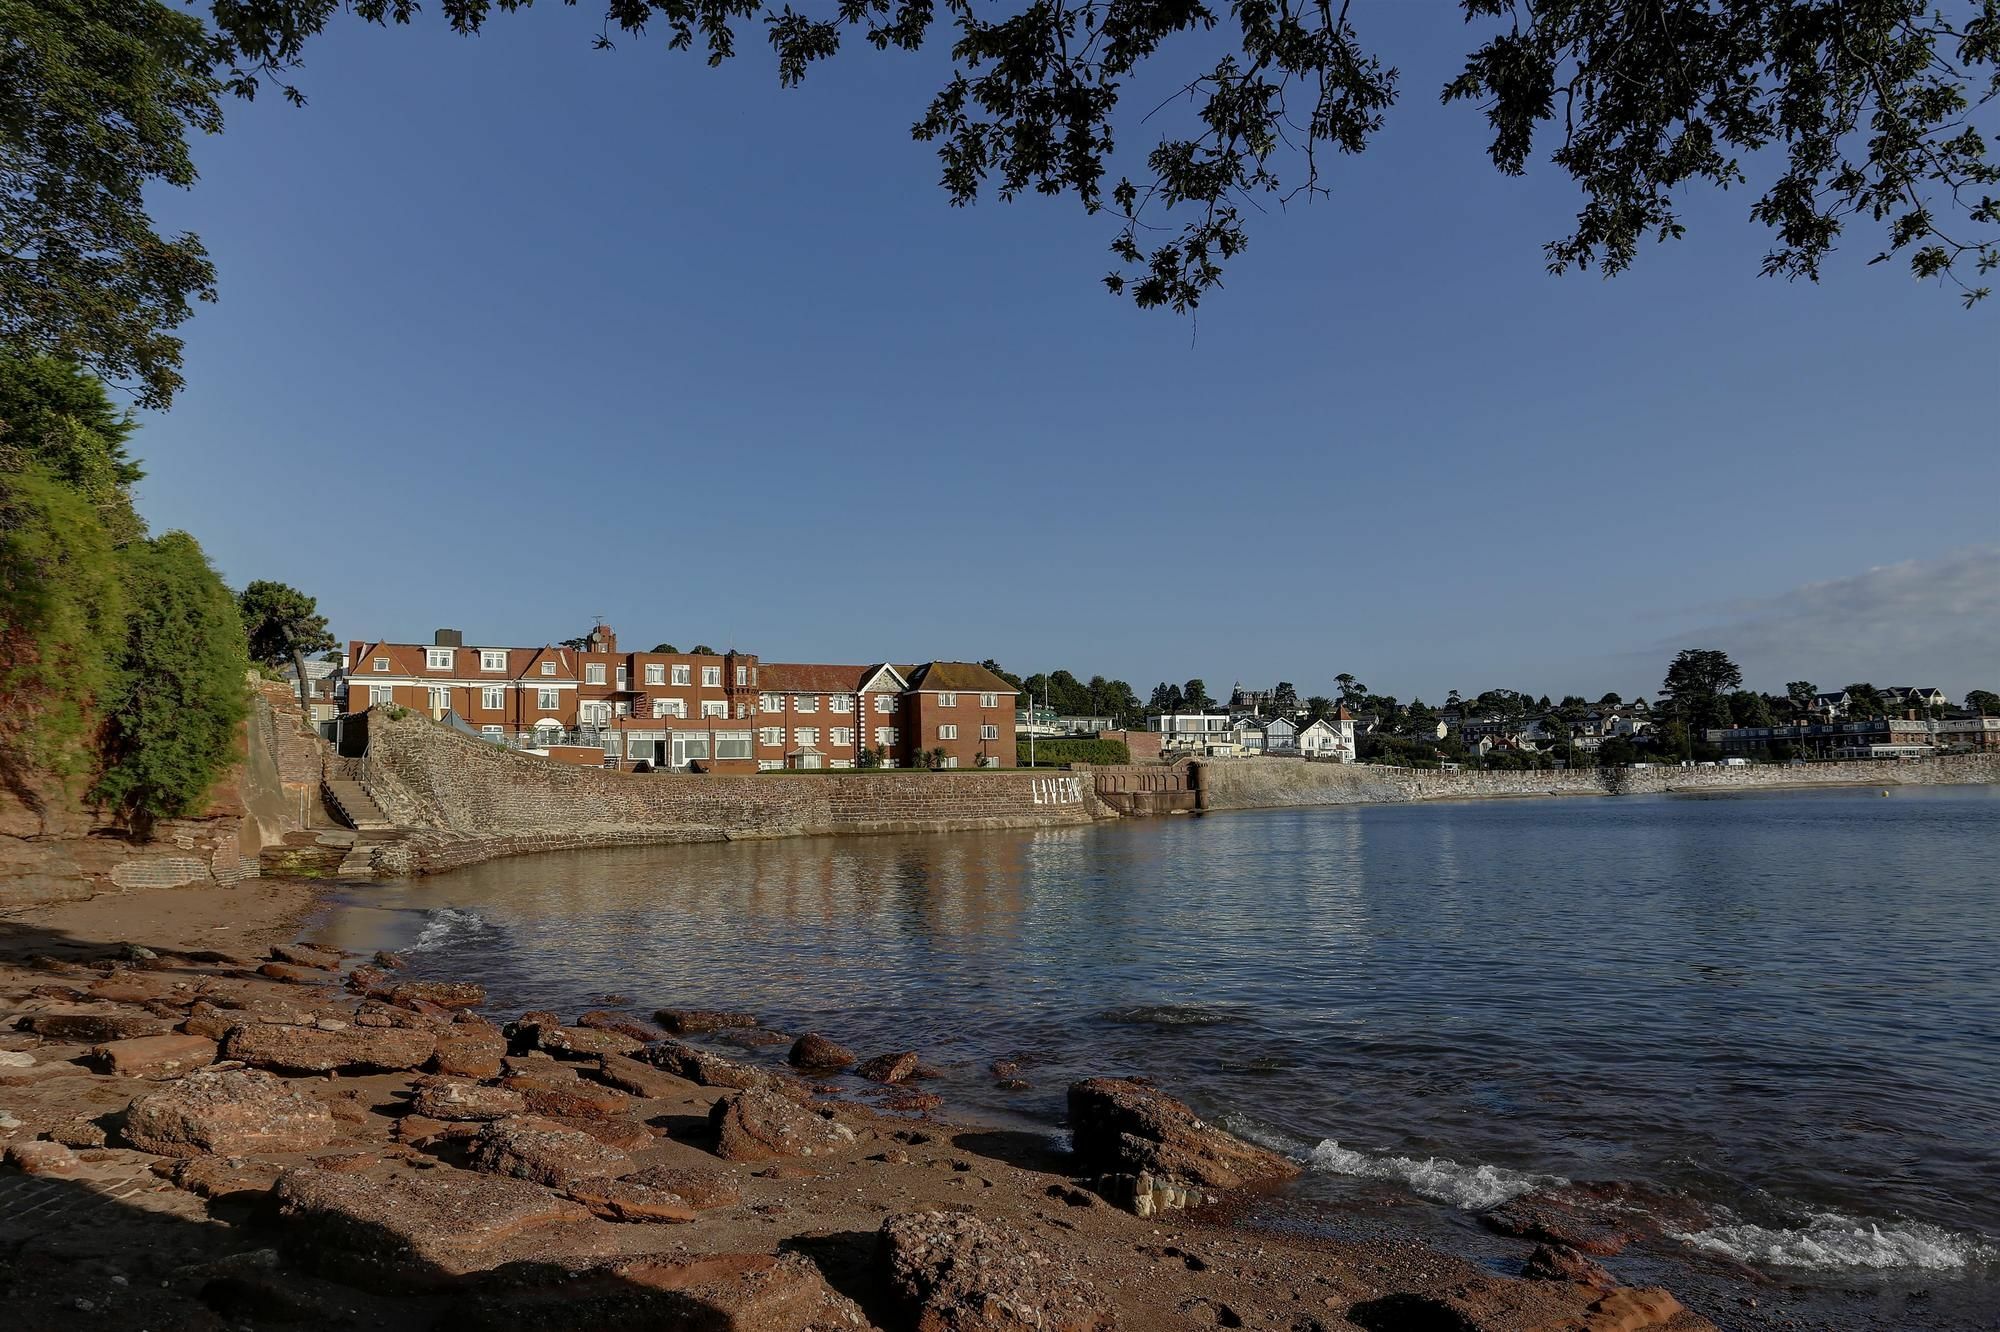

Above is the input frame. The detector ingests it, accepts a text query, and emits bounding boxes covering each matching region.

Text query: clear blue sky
[135,5,1998,703]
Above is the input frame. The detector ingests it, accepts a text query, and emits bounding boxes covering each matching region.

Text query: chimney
[589,623,617,654]
[434,628,463,647]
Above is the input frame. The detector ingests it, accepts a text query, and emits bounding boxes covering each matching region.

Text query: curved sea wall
[1194,753,2000,811]
[355,711,1116,875]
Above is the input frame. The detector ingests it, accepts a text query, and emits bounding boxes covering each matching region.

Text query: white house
[1262,715,1300,753]
[1149,712,1238,754]
[1298,712,1357,762]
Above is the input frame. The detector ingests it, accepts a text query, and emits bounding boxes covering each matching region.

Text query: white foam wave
[1673,1213,1998,1273]
[1308,1139,1561,1210]
[407,906,486,955]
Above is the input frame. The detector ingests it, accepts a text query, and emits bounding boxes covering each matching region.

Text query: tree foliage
[1968,688,2000,713]
[1661,647,1744,730]
[7,1,1996,409]
[93,531,249,834]
[238,578,336,716]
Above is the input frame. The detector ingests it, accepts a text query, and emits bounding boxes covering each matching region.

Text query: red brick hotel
[341,624,1017,774]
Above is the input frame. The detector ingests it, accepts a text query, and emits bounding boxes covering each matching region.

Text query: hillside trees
[239,579,336,716]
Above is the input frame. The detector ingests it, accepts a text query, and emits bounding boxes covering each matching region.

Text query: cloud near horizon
[1653,547,2000,697]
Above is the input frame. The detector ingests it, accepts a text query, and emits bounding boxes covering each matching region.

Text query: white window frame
[829,695,853,713]
[715,731,753,760]
[701,665,722,688]
[735,666,747,686]
[373,657,389,673]
[369,685,393,705]
[875,726,898,747]
[875,695,895,715]
[980,724,998,740]
[938,692,957,707]
[939,724,958,740]
[538,687,561,710]
[585,663,607,685]
[794,695,819,713]
[581,701,611,726]
[482,686,505,711]
[480,724,503,737]
[645,664,665,685]
[481,650,507,672]
[428,687,451,710]
[794,727,819,747]
[760,694,783,713]
[616,666,627,689]
[541,662,557,676]
[759,727,785,746]
[701,700,727,718]
[980,693,998,708]
[672,664,691,686]
[426,648,454,670]
[942,756,959,769]
[830,726,853,747]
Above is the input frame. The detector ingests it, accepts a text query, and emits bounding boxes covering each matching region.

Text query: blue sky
[134,5,1998,703]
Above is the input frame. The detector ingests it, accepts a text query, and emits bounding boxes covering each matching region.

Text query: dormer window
[541,662,557,676]
[373,657,389,672]
[480,650,507,671]
[426,648,453,670]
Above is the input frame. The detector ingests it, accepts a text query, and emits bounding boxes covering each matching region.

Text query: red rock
[1579,1287,1686,1331]
[345,965,392,995]
[643,1039,796,1094]
[258,961,331,986]
[561,1117,653,1150]
[654,1007,760,1035]
[856,1051,920,1084]
[471,1115,632,1189]
[274,1165,591,1289]
[577,1010,668,1042]
[90,1032,217,1077]
[124,1067,337,1158]
[4,1140,80,1175]
[1523,1243,1619,1291]
[621,1164,740,1208]
[710,1089,857,1162]
[23,1011,170,1043]
[223,1022,437,1074]
[180,1002,240,1041]
[454,1252,867,1331]
[1480,1189,1647,1256]
[165,1155,285,1201]
[409,1079,527,1121]
[389,980,485,1010]
[590,1051,699,1099]
[432,1022,507,1078]
[789,1033,857,1071]
[563,1178,699,1223]
[509,1077,631,1121]
[881,1210,1116,1332]
[374,950,408,969]
[1067,1077,1298,1191]
[270,943,342,971]
[536,1025,643,1058]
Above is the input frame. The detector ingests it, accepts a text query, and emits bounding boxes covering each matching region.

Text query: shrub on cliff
[1017,738,1130,767]
[92,531,249,834]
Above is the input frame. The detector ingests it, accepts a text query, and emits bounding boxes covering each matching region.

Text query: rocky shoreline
[0,880,1713,1331]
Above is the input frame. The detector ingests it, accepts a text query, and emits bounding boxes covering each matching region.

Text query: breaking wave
[1673,1213,1998,1273]
[407,906,490,955]
[1307,1139,1562,1211]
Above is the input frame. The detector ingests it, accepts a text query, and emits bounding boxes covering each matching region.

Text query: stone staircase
[323,777,392,831]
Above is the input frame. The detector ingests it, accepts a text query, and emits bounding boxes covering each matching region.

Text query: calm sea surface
[322,785,2000,1329]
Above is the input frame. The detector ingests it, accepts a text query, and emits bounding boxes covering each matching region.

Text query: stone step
[322,779,393,832]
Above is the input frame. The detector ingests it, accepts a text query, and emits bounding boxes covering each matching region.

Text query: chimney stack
[434,629,463,647]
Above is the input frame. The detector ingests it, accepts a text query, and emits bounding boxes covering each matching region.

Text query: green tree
[1727,690,1774,728]
[1271,681,1299,715]
[238,579,336,717]
[1844,683,1887,717]
[93,531,249,836]
[1661,648,1744,734]
[13,2,1997,410]
[1148,682,1183,715]
[1967,689,2000,714]
[1598,692,1623,706]
[1181,678,1215,711]
[1335,673,1368,709]
[650,642,678,654]
[689,644,715,656]
[1304,695,1335,724]
[1785,680,1818,717]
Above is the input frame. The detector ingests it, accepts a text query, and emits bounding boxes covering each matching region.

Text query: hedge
[1017,737,1129,766]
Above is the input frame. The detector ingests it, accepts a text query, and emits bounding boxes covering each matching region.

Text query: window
[481,650,507,672]
[671,664,691,686]
[581,702,610,726]
[645,664,664,685]
[481,724,503,737]
[874,726,898,747]
[653,699,685,719]
[679,734,710,760]
[627,735,653,760]
[370,685,393,705]
[701,700,727,718]
[482,686,505,711]
[794,728,819,747]
[427,648,453,670]
[875,695,895,715]
[585,663,607,685]
[759,727,785,746]
[939,692,957,707]
[541,662,557,676]
[616,667,627,689]
[735,666,747,686]
[794,695,818,713]
[538,688,561,710]
[980,693,998,708]
[759,694,783,713]
[830,727,853,747]
[715,732,753,760]
[613,702,629,717]
[939,724,958,740]
[759,759,782,771]
[942,756,959,769]
[981,724,999,740]
[701,666,721,688]
[428,687,451,710]
[373,658,389,672]
[830,695,852,713]
[735,703,752,719]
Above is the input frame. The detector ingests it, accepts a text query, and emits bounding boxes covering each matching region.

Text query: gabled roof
[899,661,1019,694]
[346,641,575,681]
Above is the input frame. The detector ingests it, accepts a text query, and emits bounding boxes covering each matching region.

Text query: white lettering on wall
[1031,776,1085,806]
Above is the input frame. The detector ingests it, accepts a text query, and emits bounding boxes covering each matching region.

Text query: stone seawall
[356,712,1116,876]
[1194,753,2000,811]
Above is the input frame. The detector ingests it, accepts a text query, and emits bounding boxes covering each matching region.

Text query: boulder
[577,1010,668,1043]
[5,1140,80,1175]
[507,1075,631,1121]
[258,962,331,986]
[432,1022,507,1078]
[90,1032,217,1078]
[710,1089,857,1162]
[389,980,485,1010]
[788,1033,857,1071]
[454,1253,868,1331]
[21,1011,171,1043]
[642,1039,794,1094]
[1522,1243,1619,1291]
[471,1116,633,1189]
[270,943,342,971]
[563,1178,700,1223]
[1067,1078,1297,1191]
[408,1079,527,1122]
[621,1164,741,1209]
[591,1052,700,1100]
[856,1051,920,1084]
[345,965,392,995]
[124,1067,337,1158]
[1480,1188,1649,1256]
[223,1022,437,1074]
[274,1165,590,1289]
[162,1155,286,1202]
[536,1025,643,1058]
[1577,1288,1687,1332]
[654,1008,760,1035]
[880,1210,1116,1332]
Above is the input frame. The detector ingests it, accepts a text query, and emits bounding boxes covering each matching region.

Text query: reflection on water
[329,785,2000,1324]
